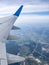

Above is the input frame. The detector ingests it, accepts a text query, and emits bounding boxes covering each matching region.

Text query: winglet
[14,5,23,16]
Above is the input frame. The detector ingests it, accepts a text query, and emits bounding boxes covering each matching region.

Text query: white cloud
[14,15,49,26]
[0,4,49,16]
[0,1,49,25]
[35,58,41,63]
[23,4,49,13]
[0,0,49,16]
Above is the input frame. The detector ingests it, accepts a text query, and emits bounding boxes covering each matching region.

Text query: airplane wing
[0,5,23,65]
[0,5,23,42]
[7,53,25,64]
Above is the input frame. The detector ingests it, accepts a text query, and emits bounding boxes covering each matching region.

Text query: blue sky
[0,0,49,25]
[0,0,49,15]
[0,0,49,5]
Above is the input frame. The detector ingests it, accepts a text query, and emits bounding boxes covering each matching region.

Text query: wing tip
[14,5,23,16]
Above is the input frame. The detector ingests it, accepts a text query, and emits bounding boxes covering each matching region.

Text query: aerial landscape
[6,17,49,65]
